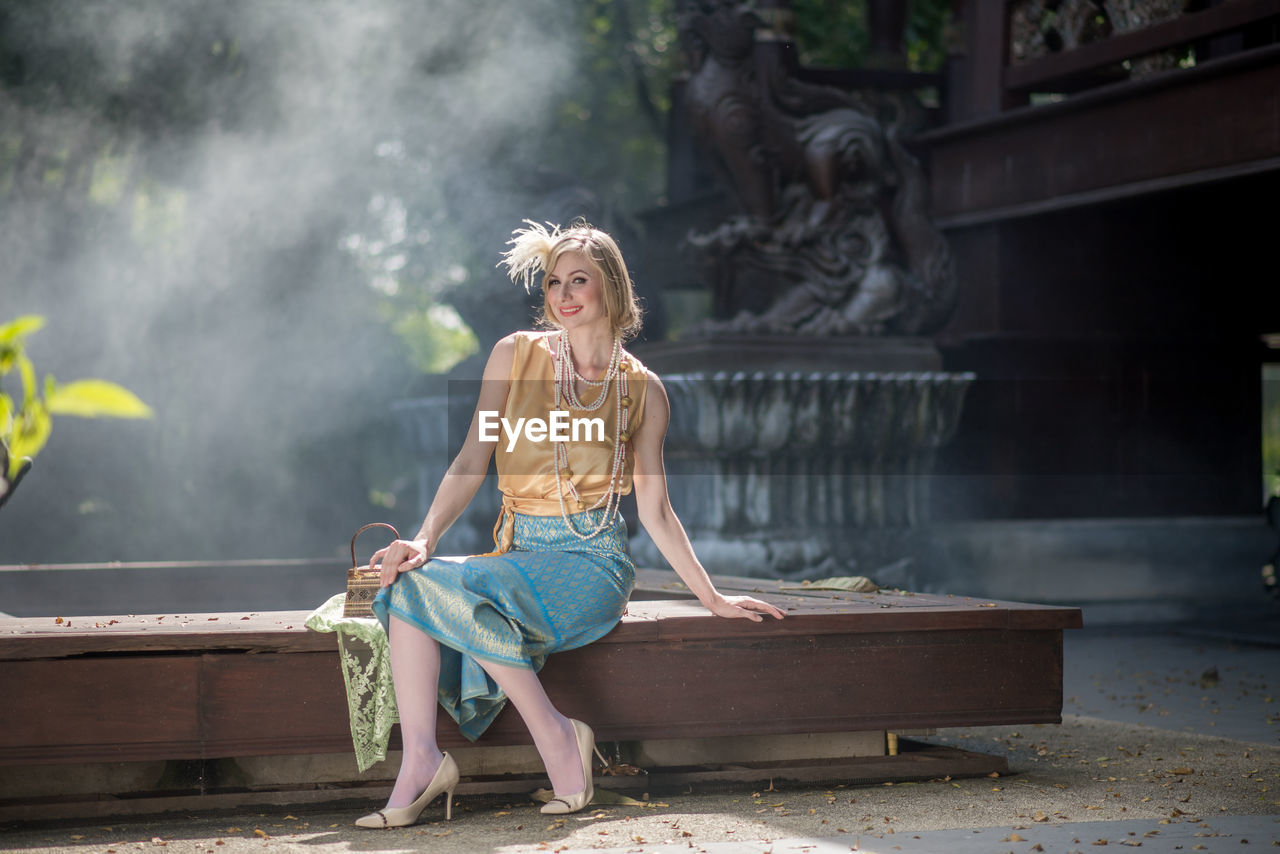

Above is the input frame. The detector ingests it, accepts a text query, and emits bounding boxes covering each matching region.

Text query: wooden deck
[0,569,1081,769]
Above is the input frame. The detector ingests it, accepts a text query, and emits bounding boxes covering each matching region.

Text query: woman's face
[545,250,607,331]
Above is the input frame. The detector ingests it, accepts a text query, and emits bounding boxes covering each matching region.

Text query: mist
[0,0,583,563]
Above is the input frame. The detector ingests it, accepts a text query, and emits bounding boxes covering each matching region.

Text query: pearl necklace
[552,329,631,540]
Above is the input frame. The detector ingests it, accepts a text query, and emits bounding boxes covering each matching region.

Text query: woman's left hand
[704,594,786,622]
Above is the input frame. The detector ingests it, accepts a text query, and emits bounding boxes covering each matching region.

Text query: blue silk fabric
[371,508,634,741]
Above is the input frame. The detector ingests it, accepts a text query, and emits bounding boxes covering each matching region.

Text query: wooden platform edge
[0,741,1006,824]
[0,573,1084,661]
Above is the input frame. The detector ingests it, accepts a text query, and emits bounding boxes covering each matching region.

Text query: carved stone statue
[676,0,956,336]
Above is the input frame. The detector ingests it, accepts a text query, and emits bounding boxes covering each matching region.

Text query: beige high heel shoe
[355,752,459,828]
[540,719,605,815]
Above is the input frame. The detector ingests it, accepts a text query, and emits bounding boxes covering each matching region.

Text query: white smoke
[0,0,581,562]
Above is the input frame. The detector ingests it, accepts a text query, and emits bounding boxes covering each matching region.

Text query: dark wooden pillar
[867,0,910,67]
[949,0,1016,121]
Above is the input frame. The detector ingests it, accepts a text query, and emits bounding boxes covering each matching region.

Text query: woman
[357,220,784,829]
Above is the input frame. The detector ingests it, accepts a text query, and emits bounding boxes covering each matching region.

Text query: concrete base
[928,516,1277,623]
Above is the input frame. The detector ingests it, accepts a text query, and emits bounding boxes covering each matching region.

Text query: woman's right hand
[370,538,432,588]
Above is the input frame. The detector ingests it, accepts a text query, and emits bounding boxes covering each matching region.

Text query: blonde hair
[499,219,643,341]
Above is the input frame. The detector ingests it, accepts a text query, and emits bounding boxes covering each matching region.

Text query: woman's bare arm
[372,334,516,585]
[631,372,784,622]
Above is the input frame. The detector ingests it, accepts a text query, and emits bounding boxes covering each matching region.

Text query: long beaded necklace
[551,328,631,540]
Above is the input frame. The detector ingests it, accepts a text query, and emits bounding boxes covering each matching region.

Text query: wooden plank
[528,628,1066,745]
[0,622,1068,763]
[954,0,1016,121]
[933,156,1280,229]
[0,658,200,764]
[199,653,355,758]
[0,588,1081,660]
[626,741,1009,788]
[1004,0,1279,93]
[0,612,335,660]
[0,741,1006,823]
[925,50,1280,220]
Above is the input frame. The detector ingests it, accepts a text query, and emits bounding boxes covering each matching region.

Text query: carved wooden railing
[956,0,1279,120]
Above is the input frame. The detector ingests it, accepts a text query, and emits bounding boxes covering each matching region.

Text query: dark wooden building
[648,1,1280,613]
[927,0,1280,522]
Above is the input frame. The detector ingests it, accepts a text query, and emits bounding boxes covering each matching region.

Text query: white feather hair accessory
[499,219,560,292]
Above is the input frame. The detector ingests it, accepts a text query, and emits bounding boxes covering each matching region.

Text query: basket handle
[350,522,401,569]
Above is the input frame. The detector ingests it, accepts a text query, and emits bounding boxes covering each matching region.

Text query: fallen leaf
[601,762,644,776]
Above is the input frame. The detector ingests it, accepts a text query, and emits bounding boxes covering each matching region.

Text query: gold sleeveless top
[488,330,648,551]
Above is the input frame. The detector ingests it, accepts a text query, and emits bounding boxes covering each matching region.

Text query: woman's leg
[473,658,585,796]
[387,615,447,807]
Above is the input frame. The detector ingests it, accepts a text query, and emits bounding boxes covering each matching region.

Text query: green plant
[0,315,153,504]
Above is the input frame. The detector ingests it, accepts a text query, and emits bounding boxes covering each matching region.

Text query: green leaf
[0,315,45,345]
[46,380,154,419]
[0,317,44,375]
[17,354,37,406]
[8,401,51,478]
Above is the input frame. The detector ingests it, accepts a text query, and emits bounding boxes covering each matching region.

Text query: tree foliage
[791,0,952,72]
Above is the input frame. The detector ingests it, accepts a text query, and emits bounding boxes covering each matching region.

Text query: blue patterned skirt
[371,509,634,741]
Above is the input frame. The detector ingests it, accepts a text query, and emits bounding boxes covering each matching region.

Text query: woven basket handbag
[344,522,400,618]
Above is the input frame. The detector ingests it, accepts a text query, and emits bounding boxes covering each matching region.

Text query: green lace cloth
[305,593,399,772]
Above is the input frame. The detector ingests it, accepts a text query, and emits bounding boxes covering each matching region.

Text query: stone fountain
[626,0,974,584]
